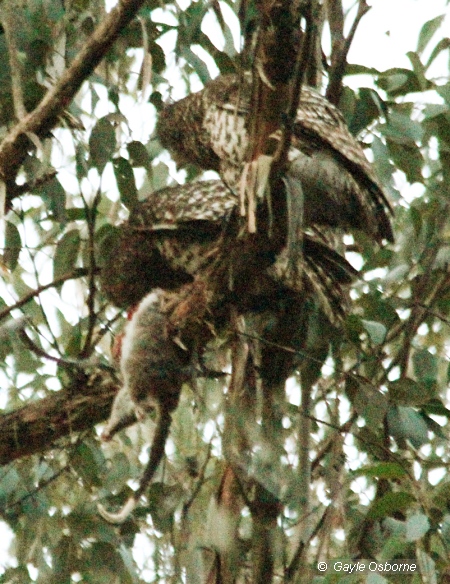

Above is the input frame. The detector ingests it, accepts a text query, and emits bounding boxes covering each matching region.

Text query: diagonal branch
[325,0,371,105]
[2,1,27,121]
[0,369,119,466]
[0,268,96,323]
[0,0,147,199]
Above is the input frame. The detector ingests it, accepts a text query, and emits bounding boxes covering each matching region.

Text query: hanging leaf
[71,441,103,488]
[379,110,424,144]
[103,452,131,492]
[127,140,151,168]
[348,88,385,136]
[388,378,431,406]
[144,483,184,533]
[386,140,424,184]
[179,46,211,84]
[406,52,428,91]
[35,176,67,224]
[412,349,437,385]
[367,491,415,520]
[377,67,431,96]
[4,221,22,271]
[351,462,407,480]
[361,319,387,345]
[420,413,446,439]
[53,229,81,283]
[89,117,116,173]
[346,376,388,428]
[113,157,138,210]
[387,406,429,448]
[422,399,450,418]
[64,322,82,357]
[427,38,450,71]
[406,513,430,541]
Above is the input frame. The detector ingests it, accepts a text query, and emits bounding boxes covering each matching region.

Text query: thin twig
[17,327,113,371]
[285,504,330,581]
[182,441,213,519]
[80,187,102,358]
[0,268,96,322]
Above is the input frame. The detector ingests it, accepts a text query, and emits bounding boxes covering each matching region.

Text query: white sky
[348,0,449,72]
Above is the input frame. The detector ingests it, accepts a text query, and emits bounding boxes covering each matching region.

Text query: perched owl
[97,178,358,523]
[157,73,394,244]
[98,180,357,325]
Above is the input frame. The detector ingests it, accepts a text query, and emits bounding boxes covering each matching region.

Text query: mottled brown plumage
[97,178,358,523]
[98,180,357,324]
[157,74,393,243]
[97,181,232,308]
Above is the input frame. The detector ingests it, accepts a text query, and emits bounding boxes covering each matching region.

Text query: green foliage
[0,0,450,582]
[89,117,117,174]
[4,221,22,271]
[53,229,81,282]
[113,157,139,210]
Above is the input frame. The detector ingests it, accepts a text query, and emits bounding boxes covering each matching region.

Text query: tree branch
[2,1,27,120]
[0,0,147,199]
[0,369,119,465]
[325,0,371,105]
[0,268,97,323]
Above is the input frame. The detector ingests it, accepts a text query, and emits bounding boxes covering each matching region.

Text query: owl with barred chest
[98,180,357,325]
[156,73,394,244]
[97,178,359,523]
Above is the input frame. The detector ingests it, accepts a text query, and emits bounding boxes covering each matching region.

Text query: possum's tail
[98,407,173,523]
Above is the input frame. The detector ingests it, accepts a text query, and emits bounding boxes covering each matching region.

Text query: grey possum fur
[98,289,191,523]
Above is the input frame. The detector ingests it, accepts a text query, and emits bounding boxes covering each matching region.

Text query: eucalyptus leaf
[367,492,415,520]
[387,406,429,448]
[113,157,138,210]
[346,376,388,427]
[361,319,387,345]
[71,442,103,488]
[426,38,450,70]
[379,111,424,144]
[89,117,116,173]
[53,229,81,283]
[4,222,22,272]
[412,349,437,385]
[179,46,211,84]
[388,378,430,406]
[417,14,445,56]
[127,140,151,168]
[36,176,67,223]
[351,463,407,481]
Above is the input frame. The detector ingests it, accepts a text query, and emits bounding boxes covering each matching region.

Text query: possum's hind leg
[101,385,137,442]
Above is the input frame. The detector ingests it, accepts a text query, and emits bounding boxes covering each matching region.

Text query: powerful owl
[157,73,393,244]
[98,179,357,324]
[97,180,357,523]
